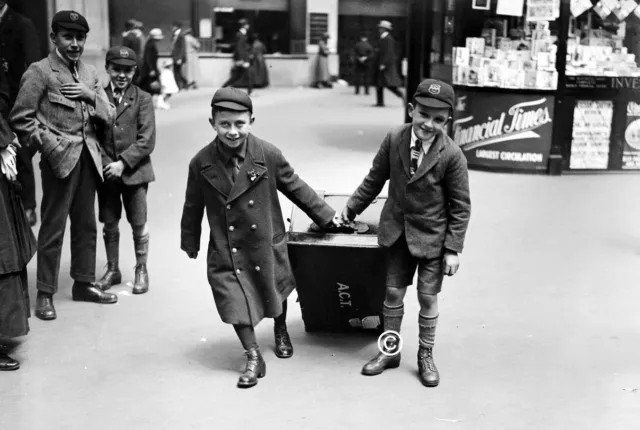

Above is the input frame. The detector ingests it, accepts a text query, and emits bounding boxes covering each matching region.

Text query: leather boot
[95,230,121,291]
[237,346,266,388]
[72,282,118,304]
[418,346,440,387]
[0,353,19,371]
[274,323,293,358]
[362,303,403,376]
[132,234,149,295]
[35,292,56,320]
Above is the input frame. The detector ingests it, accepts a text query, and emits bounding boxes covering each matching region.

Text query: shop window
[449,1,559,90]
[213,9,290,54]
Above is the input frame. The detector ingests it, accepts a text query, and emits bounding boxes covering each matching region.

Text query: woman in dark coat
[250,33,269,88]
[139,28,163,102]
[0,68,36,371]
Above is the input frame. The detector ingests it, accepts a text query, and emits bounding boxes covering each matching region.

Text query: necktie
[113,90,122,105]
[69,61,79,81]
[410,139,423,176]
[230,155,241,182]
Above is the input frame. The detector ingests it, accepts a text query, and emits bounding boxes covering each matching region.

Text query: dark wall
[8,0,49,58]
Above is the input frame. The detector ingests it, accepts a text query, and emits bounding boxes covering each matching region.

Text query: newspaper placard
[569,100,613,170]
[527,0,558,21]
[623,102,640,169]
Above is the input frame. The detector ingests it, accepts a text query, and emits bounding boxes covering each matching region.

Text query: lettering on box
[337,283,352,308]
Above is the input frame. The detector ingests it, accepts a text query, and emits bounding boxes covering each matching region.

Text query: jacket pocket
[46,91,76,132]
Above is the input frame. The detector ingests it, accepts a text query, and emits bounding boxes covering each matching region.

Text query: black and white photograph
[1,0,639,429]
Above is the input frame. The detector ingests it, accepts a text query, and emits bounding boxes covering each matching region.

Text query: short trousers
[98,181,148,226]
[385,234,444,295]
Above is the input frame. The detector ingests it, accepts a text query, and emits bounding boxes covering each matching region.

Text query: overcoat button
[232,248,237,253]
[251,225,257,230]
[229,226,235,232]
[255,266,261,272]
[226,205,231,210]
[249,200,254,207]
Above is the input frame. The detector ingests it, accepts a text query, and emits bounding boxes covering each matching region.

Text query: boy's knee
[132,223,148,237]
[418,292,438,310]
[385,286,406,306]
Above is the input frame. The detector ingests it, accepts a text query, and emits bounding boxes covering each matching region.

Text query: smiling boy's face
[51,28,87,63]
[209,109,255,151]
[106,63,136,90]
[408,102,451,142]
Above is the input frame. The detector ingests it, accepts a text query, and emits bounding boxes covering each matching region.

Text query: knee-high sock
[418,314,438,349]
[383,302,404,332]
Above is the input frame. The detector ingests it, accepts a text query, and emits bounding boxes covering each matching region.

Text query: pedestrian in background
[0,0,42,226]
[122,19,145,84]
[0,66,36,372]
[373,20,404,107]
[222,19,253,95]
[183,28,200,90]
[352,33,373,95]
[96,47,155,295]
[159,61,178,109]
[180,88,340,389]
[312,33,332,89]
[170,20,188,91]
[9,10,118,321]
[250,33,269,89]
[139,28,162,107]
[341,79,470,387]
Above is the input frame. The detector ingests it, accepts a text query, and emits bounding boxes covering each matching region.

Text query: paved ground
[2,85,640,430]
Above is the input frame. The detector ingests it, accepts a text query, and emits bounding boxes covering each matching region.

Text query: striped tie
[410,139,423,176]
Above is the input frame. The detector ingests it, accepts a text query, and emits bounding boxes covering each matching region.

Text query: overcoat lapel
[49,53,76,86]
[227,135,268,203]
[114,86,135,119]
[409,133,445,183]
[398,126,412,179]
[200,140,233,198]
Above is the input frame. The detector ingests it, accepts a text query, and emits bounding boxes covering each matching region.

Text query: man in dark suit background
[0,0,42,225]
[122,19,145,84]
[373,20,405,107]
[171,20,188,90]
[352,33,373,95]
[222,18,253,95]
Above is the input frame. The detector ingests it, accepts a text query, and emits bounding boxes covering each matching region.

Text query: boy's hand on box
[340,205,355,223]
[443,252,460,276]
[185,251,198,259]
[103,160,125,180]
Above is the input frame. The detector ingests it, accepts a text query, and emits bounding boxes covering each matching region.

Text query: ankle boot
[237,346,266,388]
[35,292,56,320]
[362,304,403,376]
[0,353,19,371]
[418,346,440,387]
[132,234,149,294]
[274,323,293,358]
[95,231,121,291]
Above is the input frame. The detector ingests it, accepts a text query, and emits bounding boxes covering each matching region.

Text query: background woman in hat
[312,33,332,89]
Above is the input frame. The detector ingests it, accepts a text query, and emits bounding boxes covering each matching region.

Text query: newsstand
[287,193,387,333]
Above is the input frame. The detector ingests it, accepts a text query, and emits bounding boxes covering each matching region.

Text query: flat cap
[52,10,90,32]
[106,46,137,66]
[211,87,253,112]
[413,79,455,110]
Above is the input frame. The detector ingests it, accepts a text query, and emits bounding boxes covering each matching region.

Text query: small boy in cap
[9,10,118,320]
[180,87,340,388]
[95,46,156,294]
[341,79,471,387]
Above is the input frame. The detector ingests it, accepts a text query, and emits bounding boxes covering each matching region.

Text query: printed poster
[497,0,525,16]
[527,0,558,21]
[569,100,613,170]
[623,102,640,169]
[614,0,638,20]
[570,0,593,17]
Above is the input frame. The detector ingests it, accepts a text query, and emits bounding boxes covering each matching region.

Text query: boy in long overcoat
[9,11,118,321]
[341,79,471,387]
[95,46,155,295]
[180,87,338,388]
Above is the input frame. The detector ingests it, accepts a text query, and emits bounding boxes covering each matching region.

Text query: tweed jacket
[9,52,115,180]
[181,134,335,326]
[0,6,41,105]
[347,124,471,259]
[102,84,156,185]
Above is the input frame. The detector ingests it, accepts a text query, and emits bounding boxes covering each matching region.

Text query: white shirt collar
[240,28,247,35]
[411,127,434,154]
[110,82,129,97]
[55,49,73,67]
[380,31,389,39]
[0,4,8,21]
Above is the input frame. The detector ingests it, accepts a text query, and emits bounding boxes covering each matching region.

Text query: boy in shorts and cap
[341,79,471,387]
[10,10,118,320]
[181,87,340,388]
[95,46,156,295]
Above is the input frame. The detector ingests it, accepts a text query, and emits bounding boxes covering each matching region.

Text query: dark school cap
[211,87,253,112]
[106,46,137,66]
[51,10,90,32]
[413,79,455,110]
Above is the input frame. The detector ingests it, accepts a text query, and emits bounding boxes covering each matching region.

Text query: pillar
[289,0,307,54]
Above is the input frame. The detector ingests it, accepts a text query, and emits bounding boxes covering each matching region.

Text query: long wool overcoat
[180,134,335,326]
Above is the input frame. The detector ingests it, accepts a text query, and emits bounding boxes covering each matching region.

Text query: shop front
[420,0,640,174]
